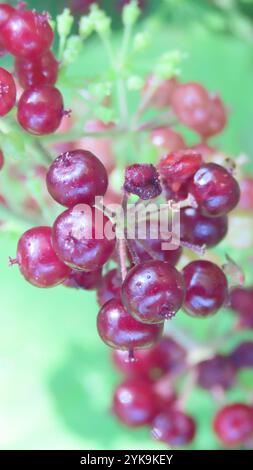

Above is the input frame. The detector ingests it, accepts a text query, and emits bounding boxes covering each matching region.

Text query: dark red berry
[96,268,122,307]
[46,149,108,207]
[151,127,185,154]
[130,237,182,266]
[1,10,53,59]
[0,67,16,116]
[124,164,162,200]
[52,205,116,270]
[64,267,102,290]
[112,379,157,427]
[231,342,253,370]
[213,404,253,446]
[17,86,64,135]
[159,149,202,192]
[197,355,236,391]
[180,207,228,248]
[0,150,4,170]
[97,298,164,350]
[16,226,71,288]
[15,50,58,89]
[183,260,228,318]
[0,4,15,56]
[121,260,185,323]
[68,0,97,14]
[152,409,196,446]
[189,163,240,217]
[230,286,253,315]
[112,336,186,380]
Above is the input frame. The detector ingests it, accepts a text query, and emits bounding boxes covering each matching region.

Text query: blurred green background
[1,0,253,450]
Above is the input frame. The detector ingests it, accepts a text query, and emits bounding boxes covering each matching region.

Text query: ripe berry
[15,51,58,89]
[180,207,228,248]
[97,298,164,350]
[121,260,185,323]
[152,409,196,446]
[229,287,253,315]
[158,149,202,192]
[197,355,236,391]
[52,206,116,271]
[231,342,253,370]
[124,164,162,200]
[112,379,157,427]
[189,163,240,217]
[69,0,97,14]
[151,127,186,154]
[64,268,102,290]
[0,4,15,56]
[17,86,64,135]
[0,150,4,170]
[112,336,186,380]
[171,82,209,131]
[183,260,228,318]
[130,236,182,266]
[96,268,122,307]
[46,150,108,208]
[1,10,53,59]
[0,67,16,116]
[16,226,71,288]
[213,404,253,446]
[143,75,177,108]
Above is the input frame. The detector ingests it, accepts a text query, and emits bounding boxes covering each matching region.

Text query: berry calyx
[183,260,228,318]
[1,9,53,59]
[121,260,185,323]
[16,226,71,287]
[17,86,64,135]
[124,164,162,200]
[46,150,108,208]
[189,163,240,217]
[15,50,59,89]
[52,205,116,270]
[213,404,253,446]
[152,409,196,446]
[0,67,16,117]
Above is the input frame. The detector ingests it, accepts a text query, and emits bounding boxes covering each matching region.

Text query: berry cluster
[0,3,64,134]
[1,1,253,449]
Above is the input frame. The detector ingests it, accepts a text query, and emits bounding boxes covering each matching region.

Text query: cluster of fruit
[1,1,253,449]
[0,3,63,134]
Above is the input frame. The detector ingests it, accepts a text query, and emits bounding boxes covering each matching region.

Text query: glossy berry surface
[96,268,122,307]
[189,163,240,217]
[130,236,182,266]
[0,4,15,26]
[183,260,228,317]
[52,206,116,271]
[213,404,253,446]
[159,149,202,192]
[17,86,64,135]
[197,355,236,391]
[151,127,185,154]
[152,410,196,446]
[1,10,53,59]
[231,342,253,370]
[0,67,16,116]
[121,260,185,323]
[112,379,157,427]
[15,51,58,89]
[124,164,162,200]
[16,226,71,288]
[113,336,186,380]
[46,150,108,207]
[180,207,228,248]
[97,298,164,350]
[64,268,102,290]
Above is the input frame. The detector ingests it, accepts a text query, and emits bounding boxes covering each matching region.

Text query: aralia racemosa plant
[1,1,253,449]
